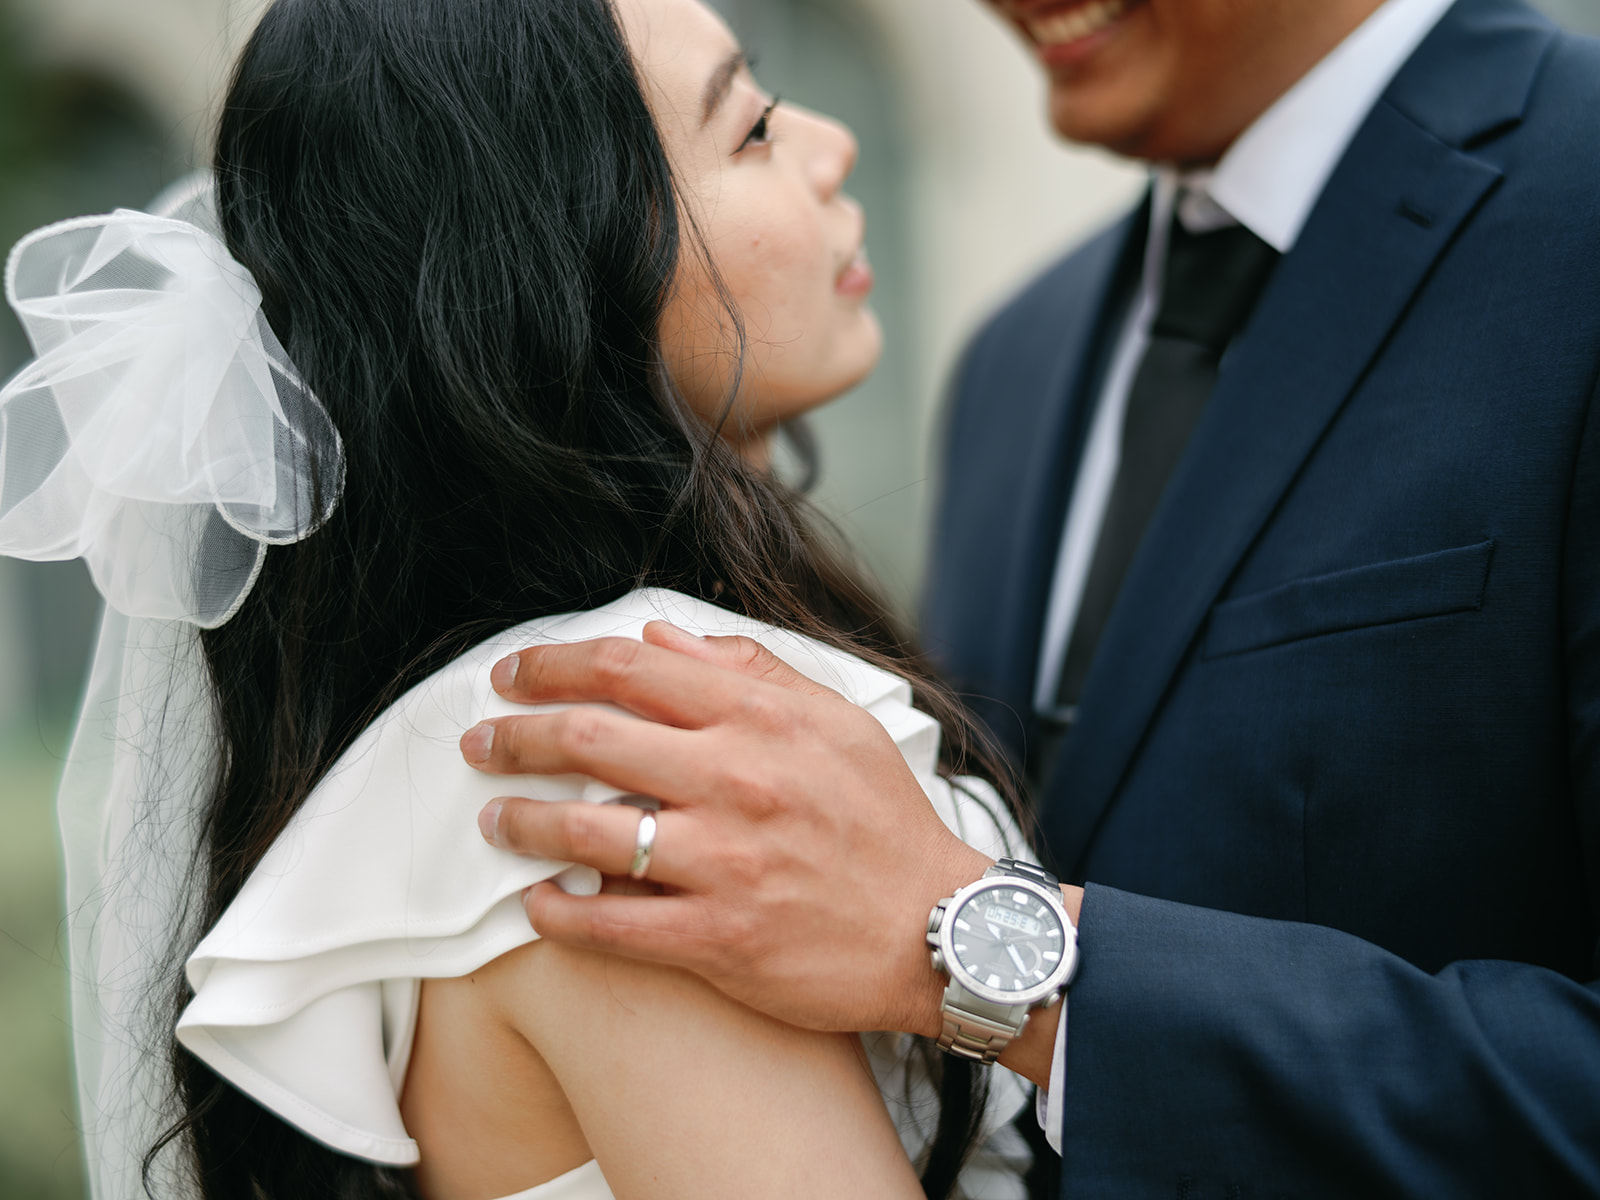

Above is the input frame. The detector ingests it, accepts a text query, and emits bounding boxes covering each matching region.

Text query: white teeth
[1026,0,1127,46]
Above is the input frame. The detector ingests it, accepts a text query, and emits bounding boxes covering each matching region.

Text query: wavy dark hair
[148,0,1026,1196]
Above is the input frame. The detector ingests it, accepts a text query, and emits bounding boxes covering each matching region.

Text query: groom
[462,0,1600,1192]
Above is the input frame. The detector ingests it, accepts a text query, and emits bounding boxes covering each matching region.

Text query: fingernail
[491,654,520,691]
[478,799,503,844]
[462,722,494,764]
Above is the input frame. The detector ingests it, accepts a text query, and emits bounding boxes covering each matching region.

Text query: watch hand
[1005,942,1027,973]
[985,923,1004,940]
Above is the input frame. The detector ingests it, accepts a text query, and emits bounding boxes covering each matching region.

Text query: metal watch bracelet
[933,858,1067,1063]
[937,988,1033,1063]
[987,858,1059,889]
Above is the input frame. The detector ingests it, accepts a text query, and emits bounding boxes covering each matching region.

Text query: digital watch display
[926,858,1078,1063]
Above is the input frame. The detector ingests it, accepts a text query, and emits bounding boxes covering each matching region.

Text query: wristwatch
[925,858,1078,1063]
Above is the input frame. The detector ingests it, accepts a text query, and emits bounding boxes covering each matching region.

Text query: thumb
[642,621,839,700]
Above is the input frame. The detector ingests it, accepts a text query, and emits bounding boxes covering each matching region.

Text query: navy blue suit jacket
[924,1,1600,1194]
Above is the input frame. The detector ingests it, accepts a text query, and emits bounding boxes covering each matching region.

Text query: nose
[793,106,858,202]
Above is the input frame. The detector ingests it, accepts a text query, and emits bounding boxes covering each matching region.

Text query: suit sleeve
[1053,375,1600,1198]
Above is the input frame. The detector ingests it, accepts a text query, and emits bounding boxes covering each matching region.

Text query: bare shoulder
[449,938,925,1200]
[401,945,593,1200]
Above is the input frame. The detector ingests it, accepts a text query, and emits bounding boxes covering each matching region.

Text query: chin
[828,307,885,399]
[748,308,884,426]
[1043,60,1176,157]
[1048,90,1141,154]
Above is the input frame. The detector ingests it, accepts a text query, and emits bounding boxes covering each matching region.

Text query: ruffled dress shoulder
[178,589,1032,1199]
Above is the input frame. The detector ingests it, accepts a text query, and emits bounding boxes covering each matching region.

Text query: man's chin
[1044,84,1154,157]
[1045,80,1225,164]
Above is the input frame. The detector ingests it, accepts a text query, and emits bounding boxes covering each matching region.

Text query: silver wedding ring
[628,811,658,881]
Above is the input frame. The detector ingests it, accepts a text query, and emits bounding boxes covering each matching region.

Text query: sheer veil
[0,174,344,1199]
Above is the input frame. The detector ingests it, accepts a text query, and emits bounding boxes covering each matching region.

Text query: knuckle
[735,686,786,730]
[732,767,785,821]
[515,647,556,694]
[828,706,884,755]
[560,805,608,864]
[719,842,766,890]
[725,635,767,671]
[553,707,608,758]
[589,638,643,689]
[494,717,533,766]
[747,788,785,823]
[582,905,629,951]
[711,907,761,970]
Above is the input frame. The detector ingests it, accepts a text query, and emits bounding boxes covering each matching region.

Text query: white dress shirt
[1032,0,1460,723]
[1033,0,1459,1150]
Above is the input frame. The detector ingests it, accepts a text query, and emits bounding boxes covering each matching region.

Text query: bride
[0,0,1038,1197]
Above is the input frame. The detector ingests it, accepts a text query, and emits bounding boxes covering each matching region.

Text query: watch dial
[950,885,1067,994]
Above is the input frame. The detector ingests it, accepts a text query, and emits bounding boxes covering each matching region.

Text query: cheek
[655,205,830,422]
[716,208,832,360]
[660,170,880,435]
[658,255,740,422]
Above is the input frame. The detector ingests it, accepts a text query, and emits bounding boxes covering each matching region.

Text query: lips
[835,246,874,298]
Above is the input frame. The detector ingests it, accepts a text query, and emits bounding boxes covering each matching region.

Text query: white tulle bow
[0,207,343,626]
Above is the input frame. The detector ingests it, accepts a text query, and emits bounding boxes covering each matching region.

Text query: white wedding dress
[178,588,1033,1199]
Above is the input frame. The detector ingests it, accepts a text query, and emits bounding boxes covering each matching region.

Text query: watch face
[948,882,1069,996]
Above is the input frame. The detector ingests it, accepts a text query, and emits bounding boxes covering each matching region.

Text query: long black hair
[150,0,1024,1196]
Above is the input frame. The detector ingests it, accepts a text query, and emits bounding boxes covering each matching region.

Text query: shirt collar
[1184,0,1458,252]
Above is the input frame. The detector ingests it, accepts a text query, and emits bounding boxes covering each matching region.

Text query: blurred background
[1,0,1597,1195]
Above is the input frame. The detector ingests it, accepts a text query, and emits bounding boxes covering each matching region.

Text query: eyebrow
[700,50,747,127]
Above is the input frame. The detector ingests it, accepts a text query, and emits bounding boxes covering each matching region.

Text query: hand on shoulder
[465,621,1017,1040]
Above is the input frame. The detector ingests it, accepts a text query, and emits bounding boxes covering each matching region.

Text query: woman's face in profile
[616,0,883,462]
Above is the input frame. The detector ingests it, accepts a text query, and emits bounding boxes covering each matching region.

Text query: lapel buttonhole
[1397,199,1437,229]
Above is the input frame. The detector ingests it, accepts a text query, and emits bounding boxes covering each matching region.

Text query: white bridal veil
[0,175,344,1199]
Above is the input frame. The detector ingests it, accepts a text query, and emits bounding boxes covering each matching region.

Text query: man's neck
[1188,0,1458,254]
[1144,0,1391,165]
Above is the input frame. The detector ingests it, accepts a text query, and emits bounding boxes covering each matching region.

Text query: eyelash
[738,100,780,153]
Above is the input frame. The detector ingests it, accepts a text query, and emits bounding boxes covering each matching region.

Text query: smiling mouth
[1020,0,1135,47]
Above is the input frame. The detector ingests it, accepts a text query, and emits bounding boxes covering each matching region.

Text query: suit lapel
[1041,0,1554,875]
[979,209,1147,736]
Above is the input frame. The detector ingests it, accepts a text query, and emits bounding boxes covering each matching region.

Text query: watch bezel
[935,875,1078,1008]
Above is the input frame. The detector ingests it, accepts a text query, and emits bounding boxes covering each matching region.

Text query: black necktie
[1054,217,1280,713]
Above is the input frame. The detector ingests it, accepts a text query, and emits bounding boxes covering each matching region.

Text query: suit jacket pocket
[1202,540,1494,660]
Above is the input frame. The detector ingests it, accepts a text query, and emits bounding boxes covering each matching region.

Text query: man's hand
[461,621,994,1039]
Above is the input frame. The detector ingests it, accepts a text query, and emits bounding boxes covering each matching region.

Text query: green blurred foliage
[0,726,83,1200]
